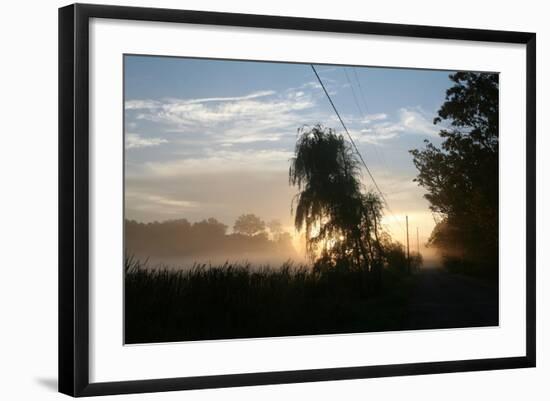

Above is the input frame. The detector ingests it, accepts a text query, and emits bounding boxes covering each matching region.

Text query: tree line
[125,215,295,260]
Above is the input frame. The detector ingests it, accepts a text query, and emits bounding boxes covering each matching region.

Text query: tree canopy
[410,72,499,273]
[125,215,296,261]
[289,125,386,285]
[233,213,266,236]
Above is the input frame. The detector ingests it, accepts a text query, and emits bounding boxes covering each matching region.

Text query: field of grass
[125,257,414,344]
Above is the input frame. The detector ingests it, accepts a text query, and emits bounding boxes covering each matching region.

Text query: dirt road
[406,268,499,330]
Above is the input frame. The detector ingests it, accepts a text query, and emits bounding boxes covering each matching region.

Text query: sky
[124,55,456,259]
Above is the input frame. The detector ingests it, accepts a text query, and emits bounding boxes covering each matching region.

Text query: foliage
[289,125,386,289]
[410,72,499,274]
[125,217,295,260]
[233,213,266,236]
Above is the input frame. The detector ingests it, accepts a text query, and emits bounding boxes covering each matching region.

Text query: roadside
[405,267,499,330]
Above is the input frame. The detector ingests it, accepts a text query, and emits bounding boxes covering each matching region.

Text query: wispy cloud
[139,148,294,177]
[355,107,439,145]
[398,108,439,136]
[125,100,162,110]
[361,113,388,123]
[125,90,276,110]
[130,90,312,126]
[221,133,284,144]
[126,87,327,146]
[126,191,200,216]
[182,90,276,105]
[126,133,168,149]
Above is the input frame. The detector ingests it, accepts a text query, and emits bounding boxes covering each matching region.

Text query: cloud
[398,108,439,136]
[126,90,310,127]
[128,89,314,135]
[125,169,299,227]
[125,100,162,110]
[136,148,294,178]
[126,133,168,149]
[125,90,276,110]
[355,107,439,145]
[125,87,331,148]
[145,194,199,209]
[141,97,313,127]
[166,90,276,106]
[286,81,322,92]
[125,76,360,150]
[126,191,200,216]
[222,133,283,144]
[361,113,388,123]
[356,127,402,144]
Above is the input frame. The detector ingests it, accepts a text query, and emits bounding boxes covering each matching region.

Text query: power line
[344,68,365,117]
[347,69,403,233]
[310,65,404,233]
[311,65,386,204]
[352,68,369,117]
[352,68,391,169]
[344,68,385,168]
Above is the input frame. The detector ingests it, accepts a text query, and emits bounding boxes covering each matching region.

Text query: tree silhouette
[410,72,498,274]
[125,216,297,261]
[233,213,266,236]
[289,125,384,284]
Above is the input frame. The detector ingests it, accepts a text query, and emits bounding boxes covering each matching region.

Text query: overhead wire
[343,68,384,167]
[310,65,405,234]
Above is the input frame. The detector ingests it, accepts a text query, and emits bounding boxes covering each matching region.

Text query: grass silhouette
[125,256,414,344]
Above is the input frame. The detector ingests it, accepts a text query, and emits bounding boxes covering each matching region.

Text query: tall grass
[125,256,412,344]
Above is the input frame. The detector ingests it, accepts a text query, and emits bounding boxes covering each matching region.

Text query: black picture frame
[59,3,536,397]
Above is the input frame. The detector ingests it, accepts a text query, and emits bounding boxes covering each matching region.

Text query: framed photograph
[59,3,536,397]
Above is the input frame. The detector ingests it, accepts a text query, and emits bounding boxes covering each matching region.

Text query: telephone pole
[406,215,410,274]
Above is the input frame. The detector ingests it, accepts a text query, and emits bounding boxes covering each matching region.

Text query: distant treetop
[233,213,266,236]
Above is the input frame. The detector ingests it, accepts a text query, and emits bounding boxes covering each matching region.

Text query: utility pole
[406,215,410,274]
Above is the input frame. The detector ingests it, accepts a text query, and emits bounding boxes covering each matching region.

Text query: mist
[125,218,305,271]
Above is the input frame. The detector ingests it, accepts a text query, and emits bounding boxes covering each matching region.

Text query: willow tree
[289,125,384,279]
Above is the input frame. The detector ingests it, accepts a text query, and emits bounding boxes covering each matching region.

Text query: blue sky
[124,55,456,253]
